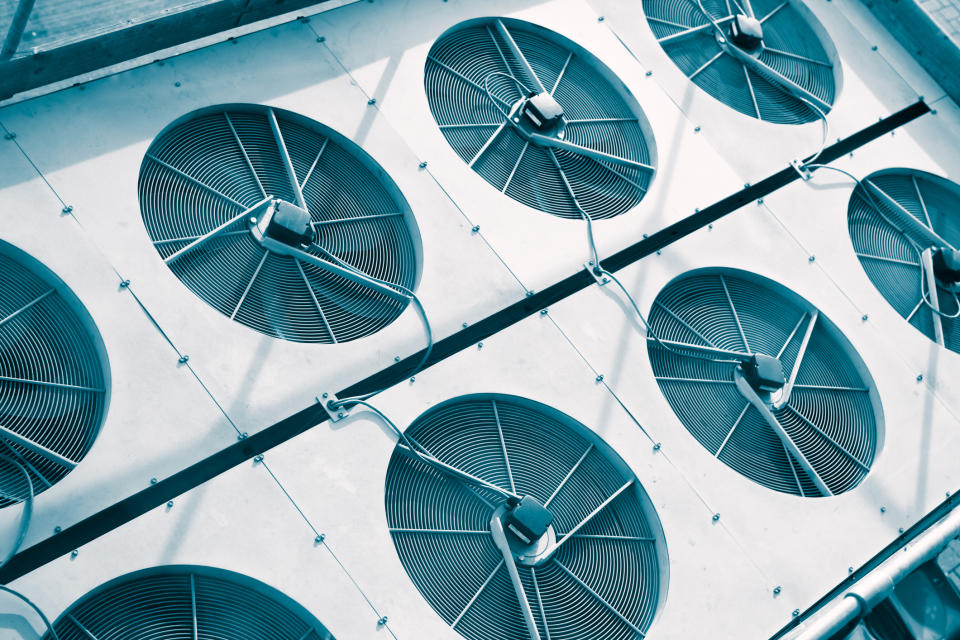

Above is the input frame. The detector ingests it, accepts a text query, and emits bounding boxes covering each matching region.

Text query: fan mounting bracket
[585,262,610,286]
[318,392,350,422]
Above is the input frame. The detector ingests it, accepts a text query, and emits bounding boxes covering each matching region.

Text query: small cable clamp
[585,261,609,286]
[790,159,813,181]
[319,392,349,422]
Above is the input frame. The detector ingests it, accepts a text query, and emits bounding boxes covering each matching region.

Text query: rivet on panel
[757,199,763,205]
[653,443,661,451]
[150,478,158,485]
[377,617,389,627]
[174,81,181,87]
[899,528,905,534]
[880,506,886,513]
[61,205,73,214]
[317,36,326,43]
[70,550,79,559]
[315,533,326,544]
[178,355,189,364]
[367,98,377,105]
[595,374,604,383]
[808,255,815,263]
[712,513,720,522]
[54,526,62,534]
[477,342,483,349]
[773,586,781,596]
[694,126,701,133]
[418,161,427,169]
[167,500,174,509]
[462,322,468,328]
[598,15,605,21]
[409,377,415,383]
[254,455,264,464]
[119,280,130,288]
[471,225,480,233]
[237,432,248,441]
[540,309,548,316]
[917,373,924,382]
[848,567,854,573]
[792,609,800,617]
[645,70,652,77]
[3,132,16,140]
[861,314,869,322]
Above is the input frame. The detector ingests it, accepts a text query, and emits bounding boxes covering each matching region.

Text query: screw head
[471,225,480,233]
[394,356,401,362]
[174,81,181,87]
[477,342,483,349]
[808,255,815,262]
[917,373,924,382]
[598,15,605,21]
[237,432,248,440]
[880,506,886,513]
[3,132,16,140]
[367,97,376,105]
[694,125,701,133]
[62,205,74,214]
[539,309,548,316]
[317,36,326,42]
[119,279,130,288]
[315,533,326,543]
[322,392,329,398]
[54,526,62,533]
[337,411,345,418]
[178,355,189,364]
[708,224,713,230]
[792,609,800,617]
[871,45,878,51]
[409,377,415,383]
[899,527,905,534]
[462,322,468,329]
[254,455,263,463]
[712,513,720,522]
[773,586,781,595]
[71,550,79,559]
[862,314,869,321]
[167,500,174,508]
[595,374,604,382]
[418,161,427,169]
[653,442,661,451]
[645,70,653,77]
[150,477,158,484]
[378,617,389,627]
[848,567,854,573]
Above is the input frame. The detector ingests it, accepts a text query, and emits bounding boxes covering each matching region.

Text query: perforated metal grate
[847,169,960,353]
[0,242,108,508]
[643,0,837,123]
[46,565,334,640]
[139,104,420,344]
[385,394,665,640]
[648,270,879,497]
[425,18,656,220]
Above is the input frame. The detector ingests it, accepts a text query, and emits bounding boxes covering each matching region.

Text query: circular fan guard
[848,169,960,354]
[643,0,838,124]
[425,18,657,220]
[385,394,665,640]
[139,104,420,344]
[648,269,879,497]
[45,565,334,639]
[0,242,108,508]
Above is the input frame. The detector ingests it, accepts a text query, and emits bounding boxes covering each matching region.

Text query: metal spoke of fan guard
[647,269,878,497]
[0,243,108,508]
[139,104,420,344]
[385,395,663,640]
[643,0,837,123]
[847,169,960,354]
[425,17,656,220]
[44,566,333,640]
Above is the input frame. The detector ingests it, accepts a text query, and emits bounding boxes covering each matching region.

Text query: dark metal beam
[0,0,339,101]
[0,100,930,585]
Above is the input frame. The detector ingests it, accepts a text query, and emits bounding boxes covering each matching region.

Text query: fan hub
[727,14,764,52]
[492,504,557,567]
[508,93,567,141]
[739,353,787,401]
[249,199,315,250]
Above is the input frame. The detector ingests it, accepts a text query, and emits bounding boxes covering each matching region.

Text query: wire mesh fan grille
[643,0,836,123]
[648,271,877,497]
[385,395,663,640]
[0,248,107,508]
[848,170,960,354]
[425,18,656,220]
[46,566,334,640]
[139,105,419,343]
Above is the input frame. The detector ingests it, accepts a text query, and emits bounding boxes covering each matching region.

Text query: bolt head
[899,527,904,534]
[150,477,158,484]
[71,550,79,558]
[54,526,62,533]
[322,392,329,398]
[598,15,605,21]
[917,373,924,382]
[471,225,480,233]
[418,161,428,169]
[862,314,868,321]
[477,342,483,349]
[62,205,73,214]
[337,411,345,418]
[367,98,377,105]
[174,81,181,87]
[167,500,174,508]
[880,506,886,513]
[120,279,130,288]
[315,534,326,543]
[317,36,326,42]
[712,513,720,522]
[645,70,653,77]
[596,374,604,382]
[792,609,800,617]
[773,586,781,595]
[409,377,415,383]
[540,309,548,316]
[694,126,701,132]
[394,356,401,362]
[653,442,661,451]
[808,255,815,262]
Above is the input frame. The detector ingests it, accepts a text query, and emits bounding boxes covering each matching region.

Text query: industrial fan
[847,169,960,354]
[385,394,664,640]
[0,242,108,507]
[44,566,334,639]
[139,104,420,344]
[425,18,657,220]
[642,0,837,124]
[647,269,878,497]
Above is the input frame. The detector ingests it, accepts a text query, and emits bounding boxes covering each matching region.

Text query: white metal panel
[255,314,790,639]
[585,0,960,184]
[312,0,754,293]
[544,191,960,630]
[0,18,526,436]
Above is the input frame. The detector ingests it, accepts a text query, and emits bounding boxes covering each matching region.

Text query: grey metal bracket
[585,261,610,286]
[318,392,350,422]
[790,159,813,181]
